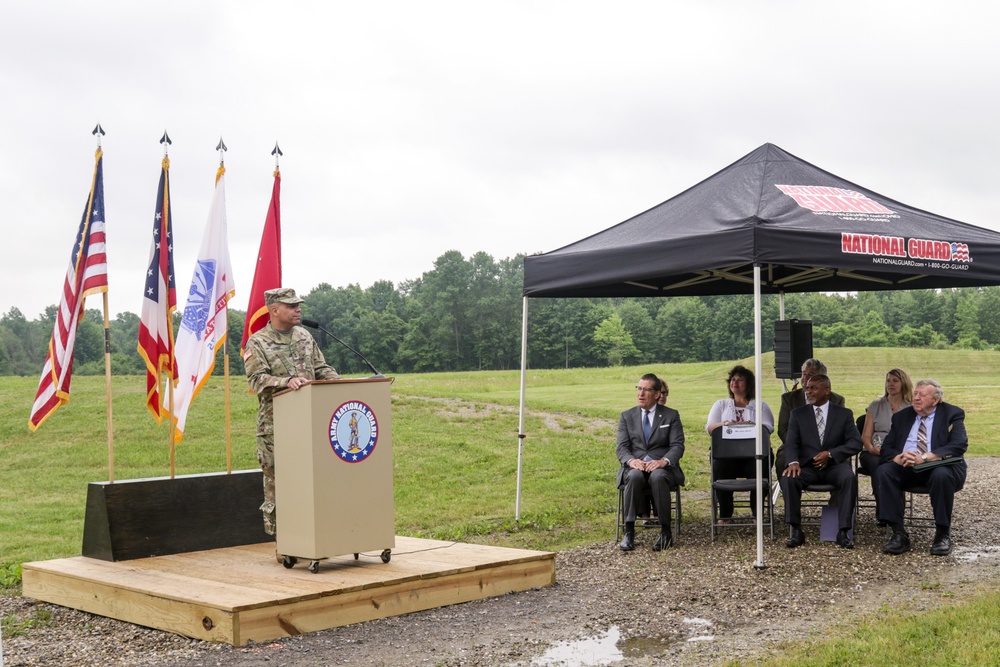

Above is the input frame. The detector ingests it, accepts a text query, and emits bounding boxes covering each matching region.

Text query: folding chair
[904,485,936,530]
[854,415,878,522]
[709,429,774,540]
[615,465,682,543]
[798,482,837,529]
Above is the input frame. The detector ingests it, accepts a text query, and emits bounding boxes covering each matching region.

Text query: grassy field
[724,587,1000,666]
[2,346,999,661]
[2,346,998,568]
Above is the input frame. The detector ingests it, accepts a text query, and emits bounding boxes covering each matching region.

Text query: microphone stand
[300,319,384,378]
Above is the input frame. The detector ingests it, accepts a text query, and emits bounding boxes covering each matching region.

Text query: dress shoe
[785,526,805,548]
[882,531,911,555]
[930,533,952,556]
[652,531,673,551]
[619,531,635,551]
[835,529,854,549]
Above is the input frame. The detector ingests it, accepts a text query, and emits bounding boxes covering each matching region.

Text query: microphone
[300,319,384,378]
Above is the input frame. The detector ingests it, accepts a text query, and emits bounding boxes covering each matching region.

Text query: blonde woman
[860,368,913,479]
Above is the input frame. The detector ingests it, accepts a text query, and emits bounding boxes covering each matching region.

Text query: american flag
[137,157,178,421]
[29,149,109,431]
[952,242,970,262]
[240,169,282,353]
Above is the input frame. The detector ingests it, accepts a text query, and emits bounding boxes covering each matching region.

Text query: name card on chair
[722,424,756,439]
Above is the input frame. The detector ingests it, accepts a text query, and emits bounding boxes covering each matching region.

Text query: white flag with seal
[172,166,235,442]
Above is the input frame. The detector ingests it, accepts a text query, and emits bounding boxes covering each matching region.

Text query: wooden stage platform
[22,537,555,646]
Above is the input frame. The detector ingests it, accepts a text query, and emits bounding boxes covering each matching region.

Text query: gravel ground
[4,458,1000,666]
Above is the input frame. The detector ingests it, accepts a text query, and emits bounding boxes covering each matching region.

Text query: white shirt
[705,398,774,434]
[903,411,936,453]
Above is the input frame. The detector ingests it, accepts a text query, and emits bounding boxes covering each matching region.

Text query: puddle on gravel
[953,546,1000,562]
[530,618,717,666]
[531,626,623,666]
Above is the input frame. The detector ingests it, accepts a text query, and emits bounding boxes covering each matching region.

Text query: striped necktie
[917,417,928,454]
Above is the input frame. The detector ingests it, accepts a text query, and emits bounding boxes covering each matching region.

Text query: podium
[273,377,395,569]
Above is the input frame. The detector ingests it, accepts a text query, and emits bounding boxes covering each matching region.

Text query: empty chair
[709,429,774,540]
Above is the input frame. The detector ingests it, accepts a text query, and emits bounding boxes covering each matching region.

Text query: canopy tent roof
[523,144,1000,298]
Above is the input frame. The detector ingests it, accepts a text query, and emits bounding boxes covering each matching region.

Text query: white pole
[779,291,788,393]
[754,265,766,569]
[515,296,529,521]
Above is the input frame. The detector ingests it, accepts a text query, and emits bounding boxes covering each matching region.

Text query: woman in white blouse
[706,365,775,521]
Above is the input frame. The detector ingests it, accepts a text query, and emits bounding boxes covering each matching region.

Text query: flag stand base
[81,469,272,561]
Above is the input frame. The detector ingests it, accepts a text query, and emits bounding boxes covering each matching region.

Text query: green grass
[2,347,999,568]
[1,607,52,638]
[2,346,999,660]
[724,588,1000,666]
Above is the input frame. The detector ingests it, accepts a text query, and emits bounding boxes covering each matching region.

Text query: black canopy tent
[516,144,1000,567]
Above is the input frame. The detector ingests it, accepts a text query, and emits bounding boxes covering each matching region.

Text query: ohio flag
[138,157,178,420]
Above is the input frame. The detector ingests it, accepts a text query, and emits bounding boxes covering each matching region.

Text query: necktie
[815,407,825,442]
[643,410,653,442]
[917,417,928,454]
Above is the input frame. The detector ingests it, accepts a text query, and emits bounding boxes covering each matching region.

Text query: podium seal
[329,400,379,463]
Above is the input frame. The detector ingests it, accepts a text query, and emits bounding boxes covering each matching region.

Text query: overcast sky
[3,1,997,320]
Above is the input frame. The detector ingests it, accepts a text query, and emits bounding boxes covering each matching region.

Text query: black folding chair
[615,464,682,543]
[709,429,774,541]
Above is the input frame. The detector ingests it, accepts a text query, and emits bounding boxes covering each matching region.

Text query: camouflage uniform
[245,322,339,535]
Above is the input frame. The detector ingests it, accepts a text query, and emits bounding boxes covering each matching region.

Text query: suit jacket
[616,404,686,486]
[879,402,968,463]
[777,388,845,443]
[784,402,861,468]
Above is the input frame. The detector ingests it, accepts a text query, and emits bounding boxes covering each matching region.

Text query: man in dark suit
[617,373,685,552]
[876,379,967,556]
[775,358,846,472]
[779,374,862,549]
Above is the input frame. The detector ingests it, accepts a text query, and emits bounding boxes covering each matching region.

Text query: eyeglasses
[635,386,658,393]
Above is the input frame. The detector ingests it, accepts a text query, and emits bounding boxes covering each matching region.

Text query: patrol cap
[264,287,305,306]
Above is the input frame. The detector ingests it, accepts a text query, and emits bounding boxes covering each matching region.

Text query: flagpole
[168,381,176,477]
[91,124,116,485]
[102,290,115,483]
[225,332,232,474]
[215,139,234,474]
[163,131,177,479]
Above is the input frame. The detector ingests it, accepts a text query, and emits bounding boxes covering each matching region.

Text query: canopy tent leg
[754,265,767,569]
[516,296,528,521]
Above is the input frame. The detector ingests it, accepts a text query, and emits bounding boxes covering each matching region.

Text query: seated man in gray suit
[617,373,686,552]
[779,374,862,549]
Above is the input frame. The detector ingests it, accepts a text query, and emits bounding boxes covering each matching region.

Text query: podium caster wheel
[354,553,359,560]
[281,555,297,569]
[381,549,391,564]
[308,560,320,574]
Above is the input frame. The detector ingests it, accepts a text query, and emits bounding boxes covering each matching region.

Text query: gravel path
[4,458,1000,666]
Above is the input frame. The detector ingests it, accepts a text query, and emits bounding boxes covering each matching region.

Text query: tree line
[3,250,999,378]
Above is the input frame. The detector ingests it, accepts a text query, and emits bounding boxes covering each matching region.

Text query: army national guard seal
[329,400,379,462]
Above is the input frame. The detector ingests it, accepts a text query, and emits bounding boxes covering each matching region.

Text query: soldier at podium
[244,288,340,539]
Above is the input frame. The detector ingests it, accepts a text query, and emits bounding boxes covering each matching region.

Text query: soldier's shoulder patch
[243,349,253,362]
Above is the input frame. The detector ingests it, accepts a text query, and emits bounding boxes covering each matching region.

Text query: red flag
[29,149,109,431]
[241,169,282,352]
[137,156,178,421]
